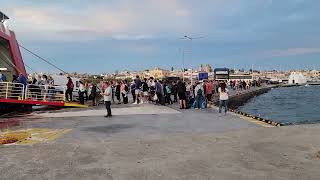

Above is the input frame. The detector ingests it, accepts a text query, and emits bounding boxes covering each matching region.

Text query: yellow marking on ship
[236,114,274,127]
[64,102,88,108]
[0,128,72,145]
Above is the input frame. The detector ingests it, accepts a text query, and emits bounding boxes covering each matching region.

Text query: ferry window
[0,37,15,81]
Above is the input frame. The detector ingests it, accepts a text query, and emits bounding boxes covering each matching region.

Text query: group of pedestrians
[230,79,261,91]
[66,78,98,106]
[63,73,261,118]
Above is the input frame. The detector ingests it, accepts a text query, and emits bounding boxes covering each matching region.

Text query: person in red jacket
[205,80,213,102]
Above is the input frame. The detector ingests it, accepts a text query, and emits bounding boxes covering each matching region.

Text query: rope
[18,43,67,74]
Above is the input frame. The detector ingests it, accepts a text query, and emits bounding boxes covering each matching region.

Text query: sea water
[238,85,320,125]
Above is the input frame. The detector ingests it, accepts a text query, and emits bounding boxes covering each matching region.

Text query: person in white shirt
[218,82,229,114]
[79,81,85,105]
[101,81,112,117]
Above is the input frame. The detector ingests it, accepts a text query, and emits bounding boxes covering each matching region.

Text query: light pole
[180,35,205,84]
[181,48,185,81]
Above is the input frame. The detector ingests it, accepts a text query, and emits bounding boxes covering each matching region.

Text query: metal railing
[0,82,25,100]
[25,84,65,102]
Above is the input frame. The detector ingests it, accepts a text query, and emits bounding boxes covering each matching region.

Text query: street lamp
[180,35,205,84]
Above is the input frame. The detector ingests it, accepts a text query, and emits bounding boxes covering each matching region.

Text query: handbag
[153,94,158,101]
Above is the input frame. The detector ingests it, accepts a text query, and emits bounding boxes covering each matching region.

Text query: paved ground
[1,103,320,180]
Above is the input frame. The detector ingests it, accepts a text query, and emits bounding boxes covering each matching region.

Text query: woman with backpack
[194,81,205,109]
[218,82,229,114]
[164,81,173,105]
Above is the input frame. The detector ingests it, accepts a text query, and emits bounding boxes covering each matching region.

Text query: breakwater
[228,87,273,109]
[239,85,320,125]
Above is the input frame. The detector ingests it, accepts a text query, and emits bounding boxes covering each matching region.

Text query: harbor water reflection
[239,85,320,125]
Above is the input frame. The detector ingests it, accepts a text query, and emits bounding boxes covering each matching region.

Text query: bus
[214,68,230,80]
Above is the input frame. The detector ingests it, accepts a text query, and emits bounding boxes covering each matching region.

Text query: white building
[288,72,307,85]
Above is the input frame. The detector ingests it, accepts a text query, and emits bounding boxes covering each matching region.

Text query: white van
[50,74,81,100]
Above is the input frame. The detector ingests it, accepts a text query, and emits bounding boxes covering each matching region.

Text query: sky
[2,0,320,73]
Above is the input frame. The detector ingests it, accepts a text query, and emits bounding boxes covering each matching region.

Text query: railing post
[5,82,9,99]
[63,87,66,102]
[25,84,28,100]
[21,84,25,100]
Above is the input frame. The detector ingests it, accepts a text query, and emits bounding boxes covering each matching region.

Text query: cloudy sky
[2,0,320,73]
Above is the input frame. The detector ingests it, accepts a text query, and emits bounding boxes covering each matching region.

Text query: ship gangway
[0,82,87,108]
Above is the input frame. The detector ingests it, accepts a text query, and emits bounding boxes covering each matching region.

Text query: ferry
[0,11,27,114]
[0,11,85,115]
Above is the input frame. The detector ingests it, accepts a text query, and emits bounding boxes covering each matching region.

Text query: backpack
[166,85,172,94]
[197,88,203,96]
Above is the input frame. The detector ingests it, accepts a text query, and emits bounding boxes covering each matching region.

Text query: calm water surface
[239,86,320,125]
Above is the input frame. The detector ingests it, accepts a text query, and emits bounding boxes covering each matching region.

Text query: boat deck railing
[25,84,65,102]
[0,82,66,102]
[0,82,25,100]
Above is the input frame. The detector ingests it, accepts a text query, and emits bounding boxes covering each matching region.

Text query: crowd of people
[0,70,260,118]
[96,76,261,117]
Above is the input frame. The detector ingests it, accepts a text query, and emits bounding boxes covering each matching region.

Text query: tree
[171,67,174,71]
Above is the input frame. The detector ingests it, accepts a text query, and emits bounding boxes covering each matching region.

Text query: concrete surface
[1,104,320,180]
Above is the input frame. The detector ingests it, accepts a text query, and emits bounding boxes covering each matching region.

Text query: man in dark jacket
[66,77,74,102]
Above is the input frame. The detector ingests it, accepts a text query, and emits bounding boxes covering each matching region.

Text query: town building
[150,67,170,79]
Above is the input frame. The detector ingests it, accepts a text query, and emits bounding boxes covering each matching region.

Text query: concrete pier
[1,92,320,180]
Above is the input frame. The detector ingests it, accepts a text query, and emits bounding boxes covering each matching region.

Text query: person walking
[121,80,129,104]
[141,78,149,104]
[186,82,192,99]
[90,83,97,106]
[66,77,74,102]
[17,73,27,87]
[148,77,156,102]
[78,81,85,105]
[205,80,213,102]
[155,80,164,105]
[115,81,121,104]
[133,75,142,104]
[102,81,112,118]
[130,81,136,103]
[84,80,89,101]
[218,83,229,114]
[164,81,173,105]
[111,81,116,104]
[194,82,205,109]
[47,76,55,101]
[172,81,178,103]
[177,80,187,109]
